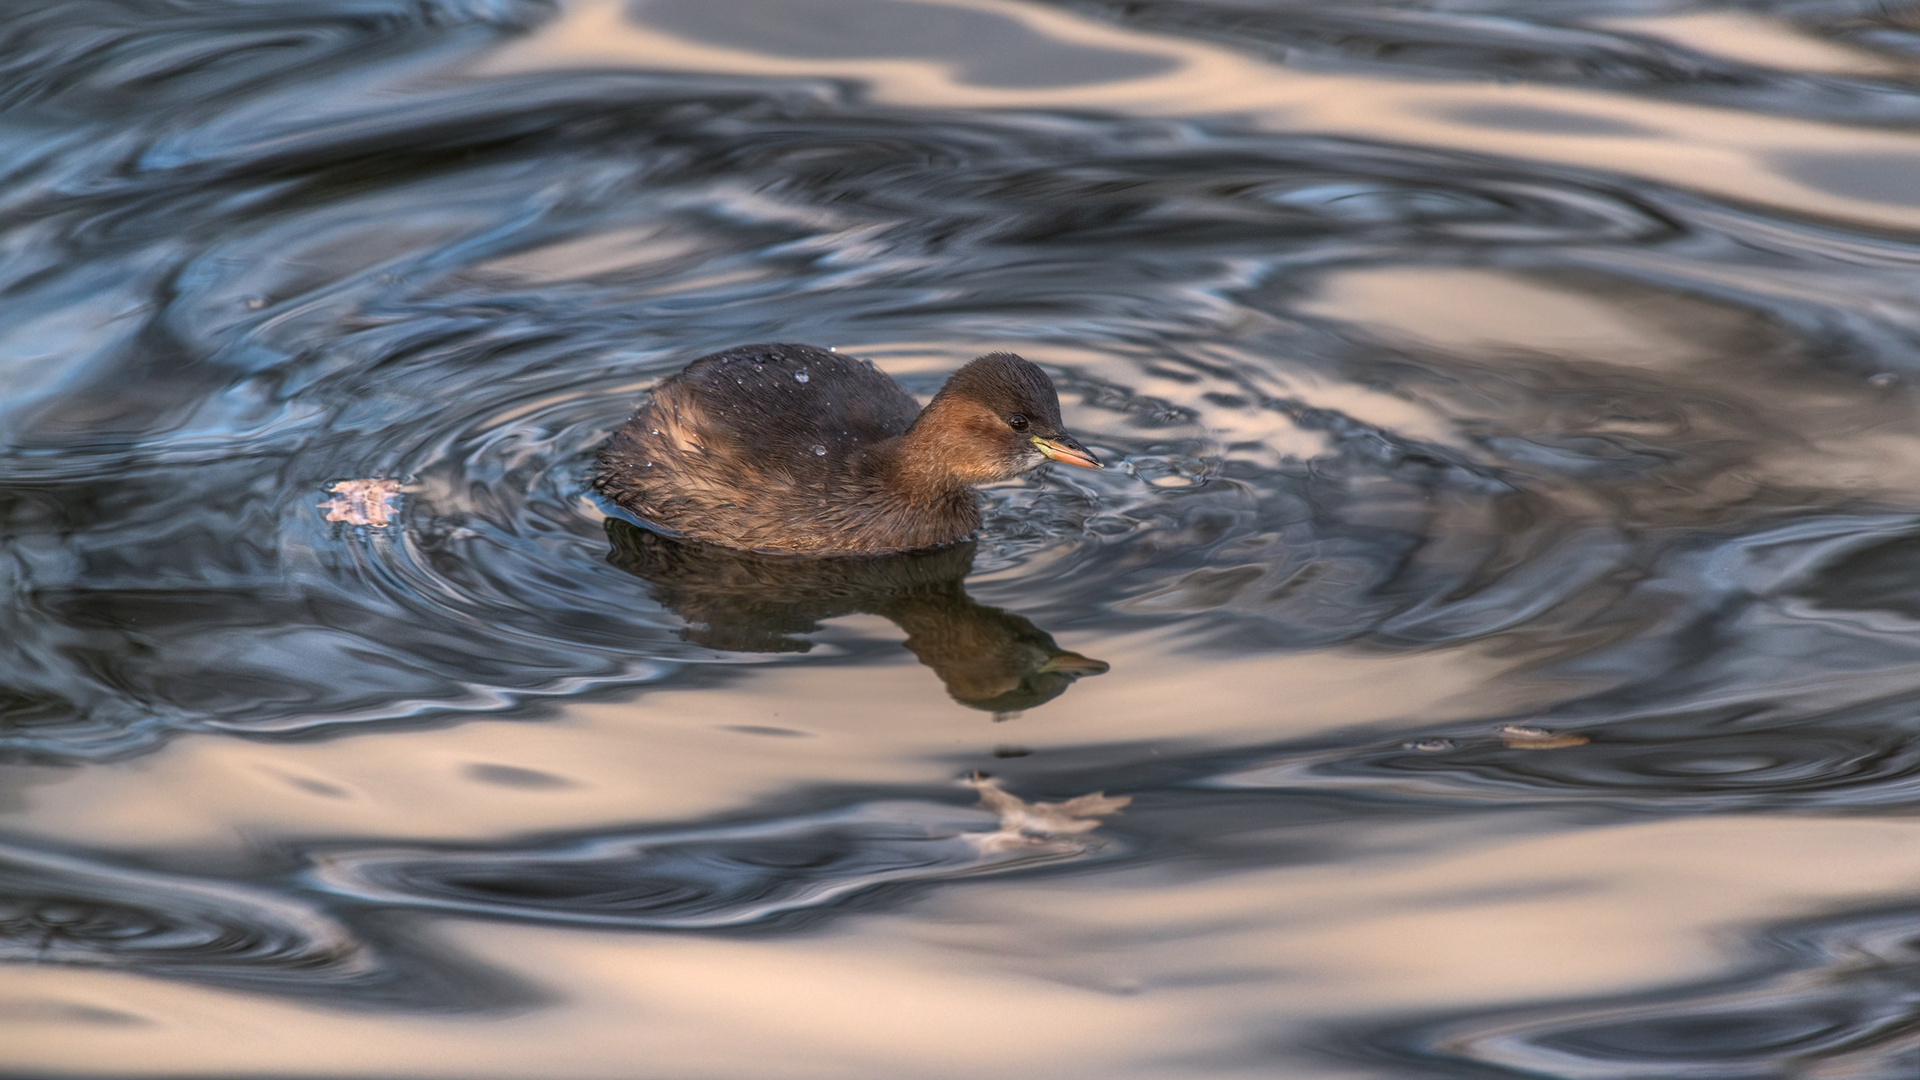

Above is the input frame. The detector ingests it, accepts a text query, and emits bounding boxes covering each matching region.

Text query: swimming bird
[595,343,1101,555]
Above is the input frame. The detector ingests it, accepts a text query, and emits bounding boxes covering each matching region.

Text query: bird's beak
[1032,435,1103,469]
[1036,651,1110,677]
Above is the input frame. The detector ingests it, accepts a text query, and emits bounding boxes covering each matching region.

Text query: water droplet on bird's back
[811,444,827,456]
[794,371,809,383]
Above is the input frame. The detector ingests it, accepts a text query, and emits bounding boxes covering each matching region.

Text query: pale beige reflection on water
[7,632,1525,849]
[488,0,1920,231]
[7,627,1920,1075]
[11,806,1920,1077]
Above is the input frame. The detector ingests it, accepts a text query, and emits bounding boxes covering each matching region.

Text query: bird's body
[594,343,1099,555]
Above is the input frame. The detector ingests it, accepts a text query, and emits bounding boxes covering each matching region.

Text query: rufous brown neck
[874,394,1010,502]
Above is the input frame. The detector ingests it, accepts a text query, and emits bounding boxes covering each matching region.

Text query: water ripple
[308,792,1128,929]
[0,51,1738,760]
[0,839,533,1010]
[1344,900,1920,1079]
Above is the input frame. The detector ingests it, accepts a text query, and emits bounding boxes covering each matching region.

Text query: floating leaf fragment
[319,479,402,527]
[964,775,1130,854]
[1499,724,1590,750]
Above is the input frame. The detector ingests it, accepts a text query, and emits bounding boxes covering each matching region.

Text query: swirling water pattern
[13,0,1920,1076]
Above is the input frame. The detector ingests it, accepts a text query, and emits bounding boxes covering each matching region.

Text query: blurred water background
[12,0,1920,1075]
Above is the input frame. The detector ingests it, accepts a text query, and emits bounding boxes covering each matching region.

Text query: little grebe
[595,343,1102,555]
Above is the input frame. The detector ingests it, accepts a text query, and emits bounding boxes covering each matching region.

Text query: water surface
[10,0,1920,1076]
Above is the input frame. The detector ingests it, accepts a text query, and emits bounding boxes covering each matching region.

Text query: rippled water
[12,0,1920,1075]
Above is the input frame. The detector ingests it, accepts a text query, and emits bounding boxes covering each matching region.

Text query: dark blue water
[11,0,1920,1076]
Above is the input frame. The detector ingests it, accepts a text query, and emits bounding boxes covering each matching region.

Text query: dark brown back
[595,343,924,545]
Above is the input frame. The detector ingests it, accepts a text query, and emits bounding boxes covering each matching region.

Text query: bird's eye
[1008,414,1029,431]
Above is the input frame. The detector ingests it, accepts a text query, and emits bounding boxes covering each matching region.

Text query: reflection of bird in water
[595,343,1101,555]
[604,520,1108,712]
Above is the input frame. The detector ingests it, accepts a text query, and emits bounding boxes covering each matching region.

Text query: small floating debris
[1405,738,1455,753]
[965,774,1130,854]
[319,478,401,527]
[1499,724,1589,750]
[1868,372,1900,389]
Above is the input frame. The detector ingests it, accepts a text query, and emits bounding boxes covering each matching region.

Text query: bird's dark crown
[932,352,1066,434]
